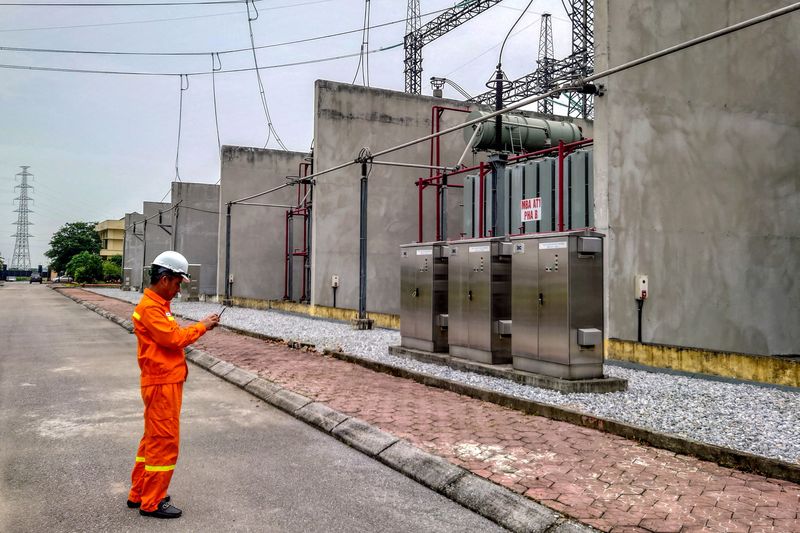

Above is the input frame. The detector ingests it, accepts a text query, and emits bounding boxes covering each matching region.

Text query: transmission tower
[10,166,34,271]
[404,0,421,93]
[405,0,502,94]
[536,13,554,114]
[468,0,595,119]
[565,0,594,118]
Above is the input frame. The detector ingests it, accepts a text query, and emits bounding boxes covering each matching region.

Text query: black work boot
[139,498,182,519]
[127,495,170,508]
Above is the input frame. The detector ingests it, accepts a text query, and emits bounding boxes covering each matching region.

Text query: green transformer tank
[463,110,583,153]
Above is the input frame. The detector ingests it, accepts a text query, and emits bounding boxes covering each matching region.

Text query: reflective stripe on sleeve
[166,316,175,322]
[135,456,146,462]
[132,311,141,320]
[144,464,176,472]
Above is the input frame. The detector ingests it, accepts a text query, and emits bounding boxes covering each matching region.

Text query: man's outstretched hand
[200,314,220,330]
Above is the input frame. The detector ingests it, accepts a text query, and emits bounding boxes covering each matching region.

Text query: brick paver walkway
[65,288,800,533]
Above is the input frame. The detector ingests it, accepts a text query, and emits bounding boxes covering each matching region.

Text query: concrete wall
[311,81,471,314]
[311,80,592,315]
[123,212,145,289]
[594,0,800,355]
[141,201,173,286]
[171,182,220,295]
[216,146,307,301]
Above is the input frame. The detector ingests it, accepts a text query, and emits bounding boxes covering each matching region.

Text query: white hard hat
[152,251,190,282]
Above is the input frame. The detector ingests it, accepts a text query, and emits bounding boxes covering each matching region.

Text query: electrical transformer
[509,230,604,379]
[400,242,449,352]
[463,149,593,239]
[447,237,512,364]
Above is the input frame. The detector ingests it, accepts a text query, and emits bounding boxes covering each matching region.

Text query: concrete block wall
[141,201,173,286]
[216,146,307,301]
[171,182,220,295]
[311,81,480,315]
[123,212,145,289]
[594,0,800,355]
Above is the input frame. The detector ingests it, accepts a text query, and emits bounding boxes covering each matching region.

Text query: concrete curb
[54,287,800,485]
[325,347,800,485]
[186,346,595,533]
[388,344,628,393]
[52,288,597,532]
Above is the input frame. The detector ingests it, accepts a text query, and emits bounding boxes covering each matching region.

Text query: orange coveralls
[127,288,207,512]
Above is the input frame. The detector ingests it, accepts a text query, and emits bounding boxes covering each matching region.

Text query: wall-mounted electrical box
[400,242,449,352]
[331,275,340,288]
[122,268,132,291]
[180,264,201,301]
[635,274,648,300]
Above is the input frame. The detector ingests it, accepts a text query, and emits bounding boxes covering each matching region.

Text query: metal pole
[140,218,147,293]
[441,173,448,241]
[458,123,482,168]
[120,221,126,289]
[494,65,503,151]
[224,202,232,303]
[287,212,294,301]
[306,183,313,304]
[358,161,369,321]
[368,160,453,171]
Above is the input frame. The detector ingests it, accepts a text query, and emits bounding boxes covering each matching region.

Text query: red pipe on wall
[417,178,424,243]
[478,161,485,238]
[557,140,565,232]
[283,161,313,302]
[428,105,470,242]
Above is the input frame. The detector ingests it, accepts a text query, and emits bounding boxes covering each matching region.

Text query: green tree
[45,222,101,273]
[66,252,103,283]
[108,254,123,267]
[102,259,122,282]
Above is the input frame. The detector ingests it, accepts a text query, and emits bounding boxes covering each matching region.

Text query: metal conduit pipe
[357,160,370,325]
[223,202,232,304]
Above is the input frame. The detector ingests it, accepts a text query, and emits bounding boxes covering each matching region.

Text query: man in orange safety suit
[126,251,219,519]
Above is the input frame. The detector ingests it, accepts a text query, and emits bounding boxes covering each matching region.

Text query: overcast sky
[0,0,573,268]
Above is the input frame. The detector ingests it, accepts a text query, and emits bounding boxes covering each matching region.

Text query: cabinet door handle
[467,290,473,301]
[538,292,544,306]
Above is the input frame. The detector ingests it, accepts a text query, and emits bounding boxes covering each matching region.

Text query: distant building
[95,218,125,260]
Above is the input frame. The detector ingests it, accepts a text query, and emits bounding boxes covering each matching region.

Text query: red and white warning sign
[520,197,542,222]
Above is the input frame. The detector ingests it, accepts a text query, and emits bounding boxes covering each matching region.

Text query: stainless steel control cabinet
[180,264,201,301]
[122,268,132,291]
[510,231,604,379]
[400,242,449,352]
[447,237,512,364]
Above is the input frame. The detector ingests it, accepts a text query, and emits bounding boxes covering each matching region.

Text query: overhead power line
[0,5,449,55]
[230,1,800,203]
[0,1,254,7]
[0,43,402,76]
[244,0,286,150]
[0,0,332,32]
[0,8,244,32]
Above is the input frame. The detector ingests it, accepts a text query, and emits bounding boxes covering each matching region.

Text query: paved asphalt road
[0,283,505,532]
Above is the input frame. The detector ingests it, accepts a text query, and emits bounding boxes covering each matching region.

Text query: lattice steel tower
[536,13,555,115]
[404,0,421,93]
[10,166,33,270]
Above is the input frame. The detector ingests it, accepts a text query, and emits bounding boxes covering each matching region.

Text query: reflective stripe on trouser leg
[128,440,147,503]
[139,383,183,512]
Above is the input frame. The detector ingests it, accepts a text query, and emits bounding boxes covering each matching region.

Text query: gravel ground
[89,288,800,463]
